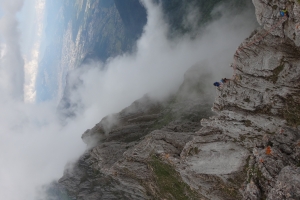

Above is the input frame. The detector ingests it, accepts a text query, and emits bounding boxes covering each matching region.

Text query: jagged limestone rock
[252,0,300,46]
[243,180,261,200]
[58,0,300,199]
[267,166,300,200]
[58,70,213,199]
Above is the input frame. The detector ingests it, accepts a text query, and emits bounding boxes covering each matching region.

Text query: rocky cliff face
[55,66,214,200]
[57,0,300,199]
[204,0,300,198]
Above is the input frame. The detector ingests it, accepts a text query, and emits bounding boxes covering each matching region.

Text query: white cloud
[0,100,86,200]
[65,0,257,121]
[0,43,6,58]
[24,0,45,103]
[0,0,24,100]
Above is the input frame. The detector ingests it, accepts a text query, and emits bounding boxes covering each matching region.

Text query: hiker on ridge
[280,8,289,18]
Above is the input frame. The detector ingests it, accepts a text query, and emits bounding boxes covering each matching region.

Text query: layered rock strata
[57,67,214,200]
[57,0,300,199]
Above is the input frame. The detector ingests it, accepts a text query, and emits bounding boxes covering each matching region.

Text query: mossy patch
[244,120,252,127]
[247,164,268,199]
[283,95,300,126]
[257,128,262,132]
[211,164,247,200]
[249,166,263,182]
[181,104,213,122]
[188,147,200,156]
[148,96,177,130]
[244,98,250,103]
[266,64,284,83]
[254,105,272,115]
[122,134,144,143]
[240,135,247,142]
[149,155,199,200]
[218,184,241,199]
[150,111,174,130]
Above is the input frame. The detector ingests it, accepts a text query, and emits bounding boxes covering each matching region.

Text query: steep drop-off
[56,0,300,199]
[55,66,214,200]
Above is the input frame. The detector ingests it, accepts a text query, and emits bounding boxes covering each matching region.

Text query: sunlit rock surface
[183,141,249,175]
[57,0,300,199]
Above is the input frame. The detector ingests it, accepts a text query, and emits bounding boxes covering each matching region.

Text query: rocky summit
[56,0,300,199]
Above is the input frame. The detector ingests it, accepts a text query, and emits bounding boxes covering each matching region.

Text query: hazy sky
[0,0,257,199]
[0,0,45,102]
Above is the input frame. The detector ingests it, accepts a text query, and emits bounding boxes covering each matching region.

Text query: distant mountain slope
[114,0,147,40]
[56,0,254,118]
[159,0,253,35]
[48,66,215,200]
[37,0,147,102]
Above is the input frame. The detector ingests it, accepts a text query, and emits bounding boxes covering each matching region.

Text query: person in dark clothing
[214,78,231,88]
[280,8,289,17]
[221,78,230,83]
[213,82,221,87]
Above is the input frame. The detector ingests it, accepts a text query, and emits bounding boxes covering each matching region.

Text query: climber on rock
[280,8,289,18]
[214,78,231,88]
[213,82,222,88]
[221,78,229,84]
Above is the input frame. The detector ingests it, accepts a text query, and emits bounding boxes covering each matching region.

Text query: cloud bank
[23,0,46,103]
[64,0,257,121]
[0,0,257,200]
[0,0,24,100]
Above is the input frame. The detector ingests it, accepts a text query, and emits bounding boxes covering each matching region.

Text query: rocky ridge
[57,0,300,199]
[54,67,214,200]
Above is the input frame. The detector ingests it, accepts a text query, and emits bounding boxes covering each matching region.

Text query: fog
[0,0,24,100]
[0,0,257,199]
[65,1,257,121]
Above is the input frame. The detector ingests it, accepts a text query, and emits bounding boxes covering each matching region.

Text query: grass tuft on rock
[151,111,174,130]
[244,98,250,103]
[244,120,252,127]
[283,95,300,126]
[149,155,199,200]
[267,64,284,83]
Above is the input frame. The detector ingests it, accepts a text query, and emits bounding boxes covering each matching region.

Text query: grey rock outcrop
[57,67,214,200]
[266,166,300,199]
[252,0,300,46]
[57,0,300,199]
